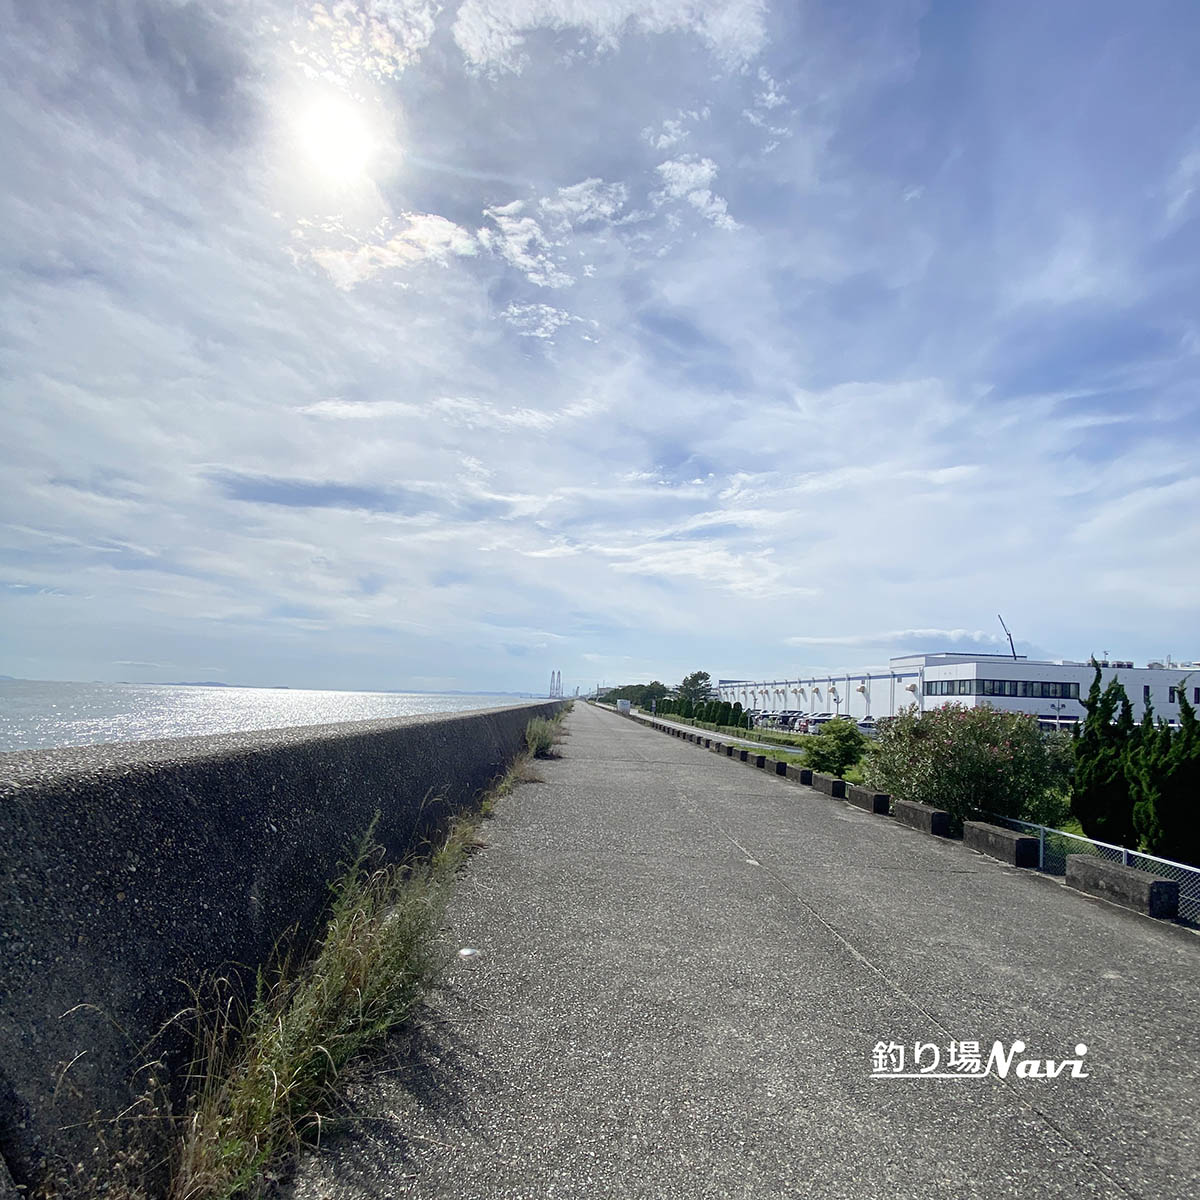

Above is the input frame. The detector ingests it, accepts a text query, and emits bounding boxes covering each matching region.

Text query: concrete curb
[964,820,1039,867]
[892,798,952,837]
[1066,855,1180,919]
[846,785,891,815]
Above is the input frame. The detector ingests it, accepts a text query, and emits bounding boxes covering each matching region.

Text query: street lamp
[1049,701,1066,731]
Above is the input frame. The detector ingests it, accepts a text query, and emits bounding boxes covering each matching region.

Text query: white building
[718,653,1200,728]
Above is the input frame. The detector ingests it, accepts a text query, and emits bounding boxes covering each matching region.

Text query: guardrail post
[1039,826,1045,871]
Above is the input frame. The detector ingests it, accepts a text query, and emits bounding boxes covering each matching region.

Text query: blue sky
[2,0,1199,694]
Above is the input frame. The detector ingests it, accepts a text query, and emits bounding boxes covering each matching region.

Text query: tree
[602,680,669,709]
[740,708,753,730]
[677,670,712,707]
[718,701,733,727]
[1072,665,1137,847]
[1129,684,1200,866]
[806,718,867,778]
[730,702,743,729]
[680,697,694,719]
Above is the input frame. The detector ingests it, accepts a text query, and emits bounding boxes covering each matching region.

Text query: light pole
[1050,701,1066,731]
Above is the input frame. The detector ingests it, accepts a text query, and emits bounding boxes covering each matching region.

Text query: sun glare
[297,94,376,182]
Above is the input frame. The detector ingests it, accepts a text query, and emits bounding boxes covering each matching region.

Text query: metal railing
[985,814,1200,923]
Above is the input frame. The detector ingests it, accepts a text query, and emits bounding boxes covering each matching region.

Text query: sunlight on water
[0,681,531,753]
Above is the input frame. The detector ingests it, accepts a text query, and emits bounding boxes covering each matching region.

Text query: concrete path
[289,702,1199,1200]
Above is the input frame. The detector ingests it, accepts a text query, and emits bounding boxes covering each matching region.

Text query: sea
[0,679,535,753]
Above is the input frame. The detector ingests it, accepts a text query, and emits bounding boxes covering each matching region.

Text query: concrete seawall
[0,701,562,1186]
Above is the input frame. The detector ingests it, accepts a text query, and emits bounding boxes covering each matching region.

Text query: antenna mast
[997,614,1017,660]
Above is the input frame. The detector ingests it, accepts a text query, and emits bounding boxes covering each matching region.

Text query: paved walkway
[289,703,1199,1200]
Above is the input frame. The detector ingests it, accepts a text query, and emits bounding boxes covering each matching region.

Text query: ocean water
[0,680,535,753]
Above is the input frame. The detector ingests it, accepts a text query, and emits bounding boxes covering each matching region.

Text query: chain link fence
[986,814,1200,923]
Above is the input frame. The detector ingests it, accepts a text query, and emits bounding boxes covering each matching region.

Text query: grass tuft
[525,716,560,758]
[168,818,465,1200]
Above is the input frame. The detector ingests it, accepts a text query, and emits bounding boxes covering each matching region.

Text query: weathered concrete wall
[0,701,562,1186]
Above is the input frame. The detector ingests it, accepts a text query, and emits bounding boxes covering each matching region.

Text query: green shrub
[718,701,732,726]
[864,704,1071,831]
[730,702,743,728]
[805,718,867,778]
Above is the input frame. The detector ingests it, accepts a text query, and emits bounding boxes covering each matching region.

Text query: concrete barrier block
[725,745,735,757]
[711,741,723,753]
[846,786,890,815]
[737,748,750,762]
[964,821,1039,868]
[784,764,813,784]
[892,798,951,837]
[774,760,788,776]
[751,754,766,769]
[1066,855,1179,919]
[811,773,847,798]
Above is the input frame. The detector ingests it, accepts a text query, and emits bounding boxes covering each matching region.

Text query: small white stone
[457,947,482,961]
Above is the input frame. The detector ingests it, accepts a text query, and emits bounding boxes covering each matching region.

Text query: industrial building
[718,653,1200,729]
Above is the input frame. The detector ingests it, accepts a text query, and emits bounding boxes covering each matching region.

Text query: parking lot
[750,709,877,736]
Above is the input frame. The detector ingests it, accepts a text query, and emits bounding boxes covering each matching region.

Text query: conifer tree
[1072,665,1137,847]
[1131,685,1200,865]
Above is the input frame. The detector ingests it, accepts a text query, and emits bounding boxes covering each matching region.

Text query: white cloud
[502,302,574,338]
[755,66,786,109]
[479,202,573,286]
[656,155,718,196]
[294,1,439,82]
[301,398,417,418]
[1165,146,1200,224]
[653,155,739,229]
[538,177,627,230]
[452,0,766,73]
[643,117,687,151]
[303,212,478,288]
[785,629,1008,649]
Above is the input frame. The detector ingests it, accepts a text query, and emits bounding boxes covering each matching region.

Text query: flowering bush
[864,704,1071,830]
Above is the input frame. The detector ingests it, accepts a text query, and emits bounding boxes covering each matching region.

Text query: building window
[925,678,1084,702]
[1169,687,1178,704]
[1194,688,1199,705]
[1144,685,1151,703]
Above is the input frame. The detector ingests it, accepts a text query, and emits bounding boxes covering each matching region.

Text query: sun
[297,94,376,183]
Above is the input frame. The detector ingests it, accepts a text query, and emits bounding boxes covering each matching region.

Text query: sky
[2,0,1199,696]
